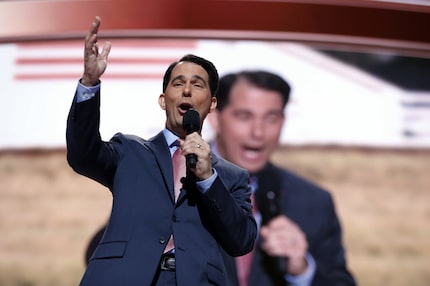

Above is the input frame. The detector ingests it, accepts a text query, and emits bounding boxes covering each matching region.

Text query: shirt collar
[163,129,181,157]
[210,141,220,156]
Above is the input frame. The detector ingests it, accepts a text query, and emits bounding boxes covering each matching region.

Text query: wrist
[80,76,99,87]
[288,257,308,276]
[198,169,214,181]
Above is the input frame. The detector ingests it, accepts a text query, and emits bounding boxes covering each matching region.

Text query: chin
[241,163,263,174]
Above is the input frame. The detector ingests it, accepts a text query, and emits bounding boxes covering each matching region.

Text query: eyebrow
[171,75,208,85]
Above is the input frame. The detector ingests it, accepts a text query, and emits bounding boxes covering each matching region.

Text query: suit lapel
[147,132,175,203]
[210,152,219,166]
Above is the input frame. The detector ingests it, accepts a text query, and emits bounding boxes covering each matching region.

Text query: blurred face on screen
[211,79,285,173]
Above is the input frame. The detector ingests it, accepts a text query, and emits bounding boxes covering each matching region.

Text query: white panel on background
[1,40,429,149]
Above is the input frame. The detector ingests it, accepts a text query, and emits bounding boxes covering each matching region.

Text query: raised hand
[81,16,111,86]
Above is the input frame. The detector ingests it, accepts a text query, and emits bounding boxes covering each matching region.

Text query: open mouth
[178,103,193,114]
[242,146,264,160]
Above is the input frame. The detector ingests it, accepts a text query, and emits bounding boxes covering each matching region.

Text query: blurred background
[0,0,429,285]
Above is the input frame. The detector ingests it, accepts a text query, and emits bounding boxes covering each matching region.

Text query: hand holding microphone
[181,110,213,180]
[254,169,289,275]
[255,165,308,276]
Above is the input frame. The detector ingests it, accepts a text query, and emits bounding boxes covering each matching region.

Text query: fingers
[87,16,111,60]
[82,16,110,86]
[260,215,307,258]
[179,132,213,179]
[85,17,100,49]
[88,16,101,40]
[85,16,109,58]
[100,41,112,61]
[180,132,210,157]
[92,16,101,33]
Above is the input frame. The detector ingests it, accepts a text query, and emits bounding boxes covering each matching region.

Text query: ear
[208,96,217,113]
[207,109,220,133]
[158,93,166,110]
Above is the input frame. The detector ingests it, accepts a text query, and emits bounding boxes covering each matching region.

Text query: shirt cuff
[285,253,316,286]
[196,169,218,193]
[76,79,101,103]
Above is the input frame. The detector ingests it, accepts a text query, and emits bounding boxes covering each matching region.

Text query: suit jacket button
[172,215,177,222]
[159,237,166,244]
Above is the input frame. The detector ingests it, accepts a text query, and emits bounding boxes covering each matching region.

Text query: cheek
[221,121,248,139]
[266,126,283,144]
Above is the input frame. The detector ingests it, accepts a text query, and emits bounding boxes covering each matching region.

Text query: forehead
[171,61,209,80]
[228,79,284,109]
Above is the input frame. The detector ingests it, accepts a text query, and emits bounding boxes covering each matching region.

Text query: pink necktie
[172,147,186,201]
[164,146,186,253]
[236,178,258,286]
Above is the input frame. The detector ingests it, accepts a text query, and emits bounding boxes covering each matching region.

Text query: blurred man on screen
[208,70,356,286]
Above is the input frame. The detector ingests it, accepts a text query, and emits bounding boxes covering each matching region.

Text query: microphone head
[183,109,201,134]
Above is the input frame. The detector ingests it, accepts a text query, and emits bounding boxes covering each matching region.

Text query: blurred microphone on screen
[254,165,289,274]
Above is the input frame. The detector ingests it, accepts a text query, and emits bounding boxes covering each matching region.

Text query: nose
[183,82,191,97]
[251,119,264,138]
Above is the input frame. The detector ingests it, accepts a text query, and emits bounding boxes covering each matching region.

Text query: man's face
[159,61,217,137]
[213,79,285,173]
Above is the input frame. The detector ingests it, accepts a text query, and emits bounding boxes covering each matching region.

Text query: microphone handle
[265,188,289,274]
[276,257,289,274]
[186,153,197,169]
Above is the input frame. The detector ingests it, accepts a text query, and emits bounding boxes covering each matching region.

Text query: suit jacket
[222,163,356,286]
[66,91,257,286]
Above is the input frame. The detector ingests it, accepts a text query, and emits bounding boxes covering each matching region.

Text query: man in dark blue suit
[66,17,257,286]
[208,71,356,285]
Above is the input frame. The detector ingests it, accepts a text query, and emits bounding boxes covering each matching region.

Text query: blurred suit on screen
[209,70,356,286]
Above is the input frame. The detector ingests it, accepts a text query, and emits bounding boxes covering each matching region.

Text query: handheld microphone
[182,109,200,169]
[265,190,288,275]
[254,164,289,274]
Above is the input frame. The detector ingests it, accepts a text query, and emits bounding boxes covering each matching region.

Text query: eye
[234,111,252,121]
[265,113,283,124]
[191,80,204,89]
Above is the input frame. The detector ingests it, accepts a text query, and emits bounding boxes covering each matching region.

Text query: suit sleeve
[281,168,356,285]
[311,194,356,286]
[197,162,258,257]
[66,88,120,189]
